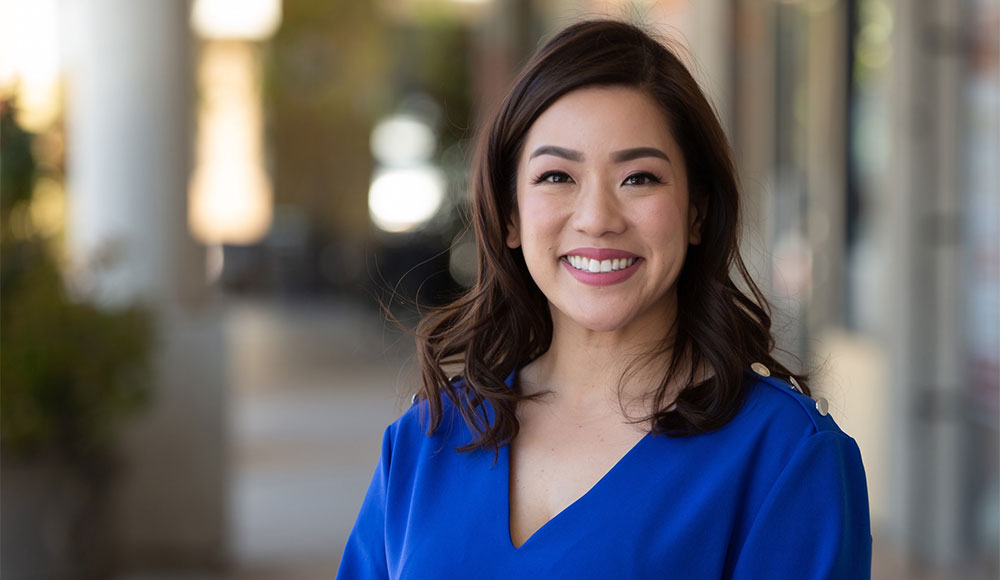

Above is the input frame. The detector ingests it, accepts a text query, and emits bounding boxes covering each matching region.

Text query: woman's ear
[688,196,707,245]
[506,214,521,249]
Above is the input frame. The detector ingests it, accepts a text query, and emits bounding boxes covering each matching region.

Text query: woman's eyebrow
[527,145,670,164]
[528,145,583,161]
[611,147,671,163]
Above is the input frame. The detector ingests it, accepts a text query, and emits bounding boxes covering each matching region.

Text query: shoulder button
[788,376,802,393]
[411,392,418,405]
[814,397,829,416]
[750,362,771,377]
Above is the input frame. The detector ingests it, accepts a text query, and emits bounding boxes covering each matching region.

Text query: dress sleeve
[336,425,393,580]
[731,430,873,580]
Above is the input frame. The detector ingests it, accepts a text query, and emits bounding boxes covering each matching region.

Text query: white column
[63,0,227,569]
[65,0,194,305]
[888,0,967,566]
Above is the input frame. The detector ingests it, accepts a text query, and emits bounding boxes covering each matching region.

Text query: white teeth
[565,255,637,273]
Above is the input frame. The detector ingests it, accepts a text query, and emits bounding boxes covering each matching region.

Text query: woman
[338,19,871,579]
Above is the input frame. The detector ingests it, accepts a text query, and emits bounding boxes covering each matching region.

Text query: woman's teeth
[565,255,637,273]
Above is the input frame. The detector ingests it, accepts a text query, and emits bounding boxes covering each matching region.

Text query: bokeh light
[368,166,446,233]
[191,0,282,41]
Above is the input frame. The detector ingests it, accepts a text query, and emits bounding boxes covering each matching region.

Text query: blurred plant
[0,98,154,464]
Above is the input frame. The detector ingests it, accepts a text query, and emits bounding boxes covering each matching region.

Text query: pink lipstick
[561,248,642,286]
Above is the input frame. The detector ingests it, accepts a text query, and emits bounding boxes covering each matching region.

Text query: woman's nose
[569,182,627,237]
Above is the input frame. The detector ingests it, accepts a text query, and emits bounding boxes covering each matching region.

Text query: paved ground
[225,297,416,578]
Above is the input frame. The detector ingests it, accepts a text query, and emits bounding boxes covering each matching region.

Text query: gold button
[789,376,802,393]
[750,362,770,377]
[815,397,829,416]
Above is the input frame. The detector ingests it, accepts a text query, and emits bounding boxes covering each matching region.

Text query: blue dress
[337,369,872,579]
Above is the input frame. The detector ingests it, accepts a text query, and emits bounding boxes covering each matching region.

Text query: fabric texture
[337,371,872,579]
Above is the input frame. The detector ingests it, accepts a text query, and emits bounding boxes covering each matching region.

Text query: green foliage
[0,100,154,461]
[0,99,36,210]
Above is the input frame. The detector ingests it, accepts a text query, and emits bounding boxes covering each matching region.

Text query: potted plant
[1,98,155,579]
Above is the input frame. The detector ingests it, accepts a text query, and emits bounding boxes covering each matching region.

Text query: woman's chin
[550,299,673,338]
[554,311,636,335]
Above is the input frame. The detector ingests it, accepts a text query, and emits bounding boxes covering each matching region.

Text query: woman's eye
[622,172,663,186]
[534,171,573,184]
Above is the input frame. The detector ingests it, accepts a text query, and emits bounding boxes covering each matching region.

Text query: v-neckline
[502,430,653,550]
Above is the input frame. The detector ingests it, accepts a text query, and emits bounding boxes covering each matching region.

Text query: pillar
[64,0,227,570]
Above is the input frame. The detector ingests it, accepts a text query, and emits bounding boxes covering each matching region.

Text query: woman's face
[507,86,701,336]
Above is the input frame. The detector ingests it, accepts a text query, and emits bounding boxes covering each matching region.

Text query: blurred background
[0,0,996,578]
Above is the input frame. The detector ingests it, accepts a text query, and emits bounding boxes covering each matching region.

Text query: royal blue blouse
[337,370,872,579]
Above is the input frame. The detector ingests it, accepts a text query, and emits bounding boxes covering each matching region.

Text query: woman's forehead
[521,86,680,160]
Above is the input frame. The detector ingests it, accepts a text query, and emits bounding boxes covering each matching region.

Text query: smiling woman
[338,19,872,579]
[508,87,697,337]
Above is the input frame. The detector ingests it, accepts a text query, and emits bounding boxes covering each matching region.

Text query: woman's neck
[519,306,680,414]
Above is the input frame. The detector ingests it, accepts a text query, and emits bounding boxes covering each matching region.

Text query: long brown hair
[414,19,808,453]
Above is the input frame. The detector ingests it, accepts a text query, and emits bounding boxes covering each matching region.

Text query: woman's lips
[560,255,642,286]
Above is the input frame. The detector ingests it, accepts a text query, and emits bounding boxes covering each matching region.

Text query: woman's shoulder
[385,376,477,450]
[733,362,852,443]
[666,365,867,520]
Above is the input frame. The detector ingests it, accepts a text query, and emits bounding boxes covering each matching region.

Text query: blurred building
[1,0,996,578]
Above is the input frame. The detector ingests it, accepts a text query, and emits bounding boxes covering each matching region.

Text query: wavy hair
[414,19,808,453]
